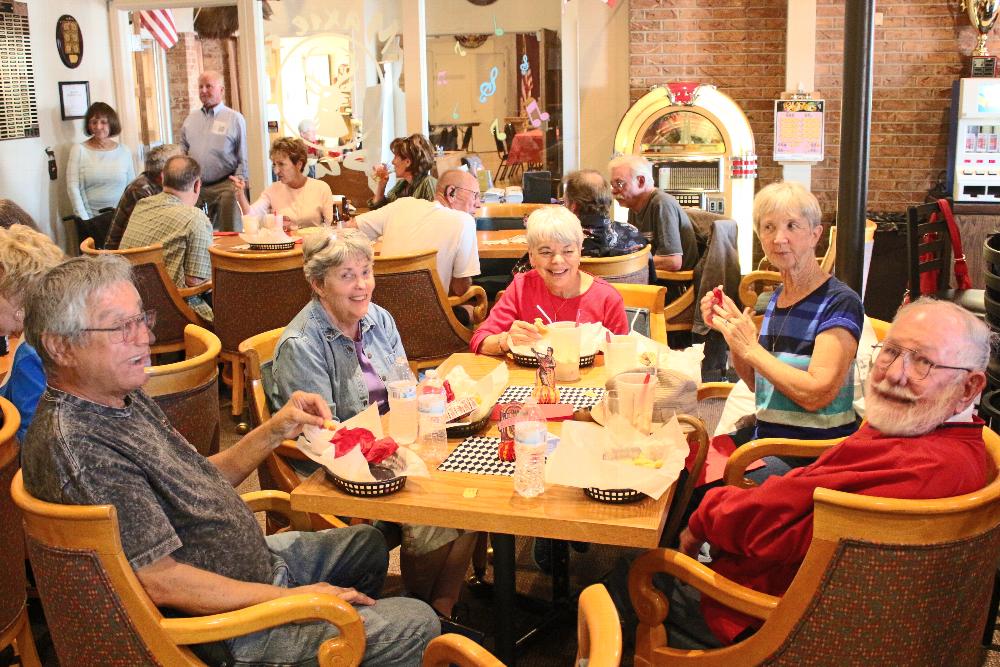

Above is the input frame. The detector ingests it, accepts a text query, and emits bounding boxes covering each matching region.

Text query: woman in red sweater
[471,206,628,354]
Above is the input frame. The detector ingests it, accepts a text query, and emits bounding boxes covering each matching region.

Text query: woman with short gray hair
[269,230,400,420]
[470,206,629,355]
[1,224,65,440]
[270,229,478,629]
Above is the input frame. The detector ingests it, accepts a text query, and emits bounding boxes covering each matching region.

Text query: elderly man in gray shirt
[180,70,247,232]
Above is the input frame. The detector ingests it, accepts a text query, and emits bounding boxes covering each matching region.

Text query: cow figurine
[532,346,560,404]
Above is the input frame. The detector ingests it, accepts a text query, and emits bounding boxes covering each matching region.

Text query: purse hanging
[902,198,971,305]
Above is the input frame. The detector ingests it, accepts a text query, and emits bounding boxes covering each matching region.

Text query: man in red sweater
[677,298,993,646]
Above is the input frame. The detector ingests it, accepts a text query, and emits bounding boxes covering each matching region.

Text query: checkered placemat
[438,436,513,476]
[496,385,605,411]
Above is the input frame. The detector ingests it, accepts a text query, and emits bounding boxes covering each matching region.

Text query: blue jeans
[226,524,440,666]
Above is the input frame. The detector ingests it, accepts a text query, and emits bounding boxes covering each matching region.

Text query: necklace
[768,296,796,353]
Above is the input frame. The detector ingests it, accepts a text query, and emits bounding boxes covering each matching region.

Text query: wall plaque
[0,1,39,141]
[56,14,83,68]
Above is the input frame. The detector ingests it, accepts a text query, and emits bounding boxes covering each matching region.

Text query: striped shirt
[755,276,863,440]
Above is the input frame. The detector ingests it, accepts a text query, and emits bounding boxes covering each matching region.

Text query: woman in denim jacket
[269,230,478,633]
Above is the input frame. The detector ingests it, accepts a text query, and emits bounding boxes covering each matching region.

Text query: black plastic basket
[583,487,643,504]
[248,241,295,251]
[510,351,596,368]
[330,465,406,497]
[446,409,492,438]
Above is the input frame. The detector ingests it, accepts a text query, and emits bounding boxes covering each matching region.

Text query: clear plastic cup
[605,334,637,379]
[614,371,656,435]
[548,322,581,382]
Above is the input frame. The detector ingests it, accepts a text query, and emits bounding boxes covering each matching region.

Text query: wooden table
[477,229,527,259]
[291,353,674,664]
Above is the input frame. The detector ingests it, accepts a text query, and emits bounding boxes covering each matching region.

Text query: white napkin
[510,321,607,358]
[545,417,689,499]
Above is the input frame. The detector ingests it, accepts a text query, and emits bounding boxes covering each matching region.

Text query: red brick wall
[629,0,982,221]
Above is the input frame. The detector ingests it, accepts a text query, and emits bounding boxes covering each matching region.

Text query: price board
[0,1,39,141]
[773,99,824,162]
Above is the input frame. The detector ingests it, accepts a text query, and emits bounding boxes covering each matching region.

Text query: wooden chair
[422,634,503,666]
[630,427,1000,667]
[422,583,622,667]
[209,245,312,418]
[81,238,213,355]
[576,583,623,667]
[0,398,41,667]
[582,247,652,284]
[11,470,364,666]
[320,168,373,214]
[662,415,710,549]
[610,283,668,344]
[145,325,222,457]
[239,327,347,533]
[906,200,986,317]
[372,249,487,371]
[655,269,697,334]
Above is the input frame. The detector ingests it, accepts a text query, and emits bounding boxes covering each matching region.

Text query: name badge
[211,120,228,135]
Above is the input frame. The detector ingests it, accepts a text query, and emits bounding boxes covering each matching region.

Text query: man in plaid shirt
[119,155,213,321]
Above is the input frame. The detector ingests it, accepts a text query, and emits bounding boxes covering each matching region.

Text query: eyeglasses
[869,342,972,380]
[451,185,482,202]
[610,178,631,190]
[82,310,157,344]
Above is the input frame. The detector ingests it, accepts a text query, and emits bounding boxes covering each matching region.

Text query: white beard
[864,376,963,437]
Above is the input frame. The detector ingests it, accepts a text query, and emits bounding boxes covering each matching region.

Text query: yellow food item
[632,456,664,469]
[533,317,549,335]
[639,351,657,367]
[322,419,339,431]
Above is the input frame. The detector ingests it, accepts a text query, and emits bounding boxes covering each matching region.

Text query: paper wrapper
[443,360,509,422]
[510,321,608,358]
[599,331,704,384]
[294,405,429,482]
[545,417,689,499]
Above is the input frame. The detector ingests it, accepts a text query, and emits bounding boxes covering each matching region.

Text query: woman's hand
[372,163,390,184]
[229,175,247,192]
[508,319,544,347]
[715,297,760,361]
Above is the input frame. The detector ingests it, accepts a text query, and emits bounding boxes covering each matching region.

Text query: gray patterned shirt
[21,387,271,584]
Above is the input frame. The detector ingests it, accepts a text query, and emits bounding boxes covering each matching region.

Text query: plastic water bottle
[514,399,547,497]
[387,356,417,445]
[417,369,448,464]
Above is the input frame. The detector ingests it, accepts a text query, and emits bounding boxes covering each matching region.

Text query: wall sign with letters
[0,1,39,141]
[773,99,824,162]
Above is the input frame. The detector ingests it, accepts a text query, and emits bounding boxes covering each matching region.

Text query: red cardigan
[469,269,628,352]
[688,419,990,644]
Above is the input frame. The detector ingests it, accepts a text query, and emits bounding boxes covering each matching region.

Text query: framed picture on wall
[58,81,89,120]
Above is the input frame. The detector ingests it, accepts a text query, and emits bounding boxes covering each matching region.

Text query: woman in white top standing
[230,137,336,229]
[67,103,135,220]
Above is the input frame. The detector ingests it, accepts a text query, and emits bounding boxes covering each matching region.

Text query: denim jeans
[226,524,440,666]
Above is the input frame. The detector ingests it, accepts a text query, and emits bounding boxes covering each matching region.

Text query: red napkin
[331,427,398,463]
[213,231,240,237]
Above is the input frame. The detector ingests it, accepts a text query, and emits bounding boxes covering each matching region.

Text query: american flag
[139,9,178,51]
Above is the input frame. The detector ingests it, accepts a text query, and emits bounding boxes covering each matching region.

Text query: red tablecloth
[507,130,544,166]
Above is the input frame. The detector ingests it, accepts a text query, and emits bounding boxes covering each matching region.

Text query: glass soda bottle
[514,399,547,497]
[387,356,417,444]
[417,369,448,464]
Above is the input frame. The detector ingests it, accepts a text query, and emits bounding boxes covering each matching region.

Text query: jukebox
[614,83,756,273]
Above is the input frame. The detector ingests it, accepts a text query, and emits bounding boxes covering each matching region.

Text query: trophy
[963,0,1000,76]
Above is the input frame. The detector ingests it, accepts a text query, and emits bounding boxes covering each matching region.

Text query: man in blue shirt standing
[180,70,247,232]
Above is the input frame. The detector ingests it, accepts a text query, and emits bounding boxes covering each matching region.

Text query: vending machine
[950,77,1000,203]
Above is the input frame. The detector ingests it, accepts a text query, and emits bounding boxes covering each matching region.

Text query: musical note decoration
[490,118,506,142]
[479,66,499,104]
[436,70,447,85]
[525,97,550,127]
[452,103,460,120]
[453,41,466,57]
[519,55,530,76]
[493,16,505,37]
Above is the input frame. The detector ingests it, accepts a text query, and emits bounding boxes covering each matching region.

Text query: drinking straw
[629,308,642,332]
[536,305,554,323]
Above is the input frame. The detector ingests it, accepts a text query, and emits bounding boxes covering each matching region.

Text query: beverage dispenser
[952,78,1000,203]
